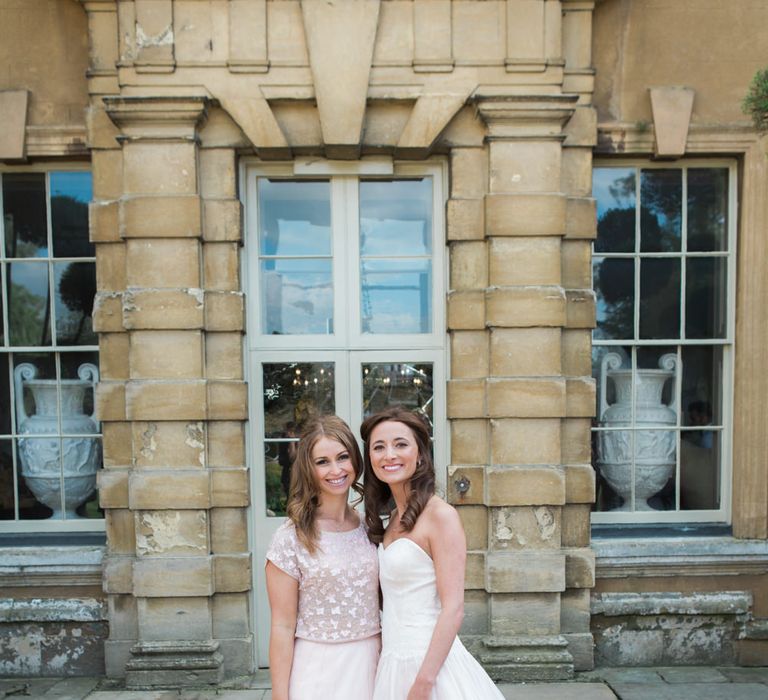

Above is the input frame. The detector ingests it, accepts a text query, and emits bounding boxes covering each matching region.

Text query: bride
[361,406,503,700]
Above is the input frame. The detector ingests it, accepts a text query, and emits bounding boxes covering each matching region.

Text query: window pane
[55,262,97,346]
[262,362,335,438]
[60,353,99,424]
[639,258,680,339]
[262,361,335,517]
[361,259,431,334]
[261,259,333,335]
[362,363,434,428]
[0,440,14,519]
[680,429,720,510]
[593,345,632,425]
[14,354,58,434]
[16,436,61,519]
[359,179,432,256]
[258,180,331,256]
[636,347,678,427]
[7,261,51,346]
[594,168,636,253]
[2,173,47,258]
[593,257,634,340]
[685,257,727,339]
[687,168,728,252]
[681,346,723,427]
[51,172,93,258]
[640,169,682,252]
[0,355,10,435]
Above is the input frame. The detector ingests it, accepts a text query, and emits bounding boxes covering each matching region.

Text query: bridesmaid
[266,415,381,700]
[362,406,503,700]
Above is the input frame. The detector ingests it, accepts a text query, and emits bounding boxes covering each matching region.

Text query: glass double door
[250,349,444,665]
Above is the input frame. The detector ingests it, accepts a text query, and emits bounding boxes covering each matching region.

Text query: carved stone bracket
[103,96,209,141]
[474,93,579,140]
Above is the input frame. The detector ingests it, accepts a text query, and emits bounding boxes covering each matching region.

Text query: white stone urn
[14,362,100,519]
[596,352,678,511]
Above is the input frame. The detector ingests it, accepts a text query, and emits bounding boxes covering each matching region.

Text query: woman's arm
[408,501,467,700]
[266,561,299,700]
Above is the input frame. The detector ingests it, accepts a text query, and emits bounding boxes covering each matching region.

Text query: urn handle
[658,353,679,415]
[77,363,100,425]
[599,352,624,421]
[13,363,38,427]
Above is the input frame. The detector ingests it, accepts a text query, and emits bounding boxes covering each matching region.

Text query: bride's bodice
[378,538,443,656]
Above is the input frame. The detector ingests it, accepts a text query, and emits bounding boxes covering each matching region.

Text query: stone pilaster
[93,95,250,687]
[456,92,585,681]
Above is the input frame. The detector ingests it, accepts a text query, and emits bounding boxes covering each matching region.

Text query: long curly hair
[286,415,364,554]
[360,406,435,545]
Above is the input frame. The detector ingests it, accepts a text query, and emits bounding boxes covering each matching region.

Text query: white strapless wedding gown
[373,538,503,700]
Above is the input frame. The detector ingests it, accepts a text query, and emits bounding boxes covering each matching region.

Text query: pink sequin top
[266,518,381,643]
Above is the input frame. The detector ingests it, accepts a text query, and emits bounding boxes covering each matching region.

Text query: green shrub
[742,67,768,132]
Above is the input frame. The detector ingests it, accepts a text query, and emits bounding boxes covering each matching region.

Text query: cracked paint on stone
[139,422,158,460]
[135,511,207,556]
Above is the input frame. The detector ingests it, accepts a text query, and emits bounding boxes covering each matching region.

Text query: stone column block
[486,551,566,593]
[564,463,596,503]
[205,332,244,380]
[489,237,561,287]
[211,468,250,507]
[451,148,488,198]
[108,595,139,641]
[562,329,591,376]
[486,466,565,506]
[490,418,561,465]
[199,149,237,199]
[561,148,593,197]
[96,243,127,292]
[490,328,562,377]
[462,590,489,635]
[135,510,209,557]
[203,243,240,291]
[96,381,126,422]
[138,598,213,641]
[103,556,134,595]
[447,465,486,505]
[204,292,245,332]
[487,378,566,418]
[103,422,133,468]
[90,201,121,243]
[486,287,566,328]
[465,552,486,590]
[560,588,590,633]
[93,292,124,333]
[485,194,566,237]
[447,290,486,330]
[126,380,207,421]
[208,422,246,467]
[100,333,130,380]
[565,377,596,417]
[565,197,597,239]
[561,504,591,547]
[212,593,251,639]
[129,330,203,379]
[106,509,137,555]
[122,289,205,330]
[98,469,129,508]
[563,548,595,588]
[133,557,214,597]
[447,199,485,241]
[490,505,562,550]
[451,331,489,379]
[564,290,596,329]
[561,240,592,289]
[488,141,562,194]
[561,419,591,463]
[126,239,201,289]
[450,420,489,465]
[490,593,561,636]
[447,379,486,419]
[450,241,488,291]
[203,199,242,242]
[92,150,124,200]
[210,508,249,554]
[123,142,197,196]
[132,421,206,469]
[458,505,488,550]
[207,381,248,420]
[120,195,202,238]
[128,470,211,510]
[213,554,252,593]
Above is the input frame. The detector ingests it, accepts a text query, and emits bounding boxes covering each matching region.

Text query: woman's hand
[407,676,435,700]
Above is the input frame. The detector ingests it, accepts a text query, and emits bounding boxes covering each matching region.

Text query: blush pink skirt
[289,634,381,700]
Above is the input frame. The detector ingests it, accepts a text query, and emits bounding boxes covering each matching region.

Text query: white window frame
[591,159,737,525]
[0,163,103,534]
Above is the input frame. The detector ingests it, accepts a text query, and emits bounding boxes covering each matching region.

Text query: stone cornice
[473,93,579,139]
[104,96,209,140]
[597,122,759,155]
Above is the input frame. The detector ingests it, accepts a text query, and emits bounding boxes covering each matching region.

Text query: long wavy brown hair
[361,406,435,545]
[286,415,364,554]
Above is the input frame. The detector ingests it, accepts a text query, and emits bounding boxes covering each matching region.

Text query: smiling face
[311,436,356,501]
[368,420,420,488]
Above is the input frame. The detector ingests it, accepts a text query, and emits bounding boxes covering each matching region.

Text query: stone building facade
[0,0,766,685]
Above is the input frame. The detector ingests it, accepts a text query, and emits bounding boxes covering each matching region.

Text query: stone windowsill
[592,535,768,578]
[0,545,105,588]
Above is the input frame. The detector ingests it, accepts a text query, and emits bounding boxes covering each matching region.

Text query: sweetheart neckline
[379,537,433,561]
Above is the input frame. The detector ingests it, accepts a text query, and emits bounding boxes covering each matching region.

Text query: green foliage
[742,67,768,132]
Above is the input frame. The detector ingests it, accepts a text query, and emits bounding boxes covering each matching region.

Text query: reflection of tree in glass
[58,264,96,344]
[8,283,46,346]
[52,195,92,257]
[687,170,727,251]
[263,363,335,435]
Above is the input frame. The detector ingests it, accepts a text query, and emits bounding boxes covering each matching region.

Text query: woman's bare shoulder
[423,495,462,530]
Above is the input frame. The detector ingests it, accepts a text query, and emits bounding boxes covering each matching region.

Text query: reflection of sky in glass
[361,259,431,334]
[262,219,331,257]
[50,172,92,203]
[8,261,49,346]
[594,168,635,218]
[360,179,431,256]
